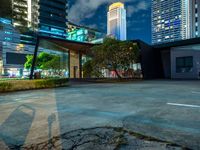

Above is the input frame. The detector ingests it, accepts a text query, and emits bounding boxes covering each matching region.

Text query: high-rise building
[38,0,68,39]
[107,2,127,41]
[12,0,30,31]
[189,0,200,38]
[152,0,200,44]
[12,0,39,32]
[0,0,68,38]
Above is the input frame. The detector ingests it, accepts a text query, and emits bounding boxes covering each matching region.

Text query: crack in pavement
[19,127,184,150]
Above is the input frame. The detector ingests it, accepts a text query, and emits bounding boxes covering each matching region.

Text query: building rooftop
[109,2,124,11]
[153,37,200,49]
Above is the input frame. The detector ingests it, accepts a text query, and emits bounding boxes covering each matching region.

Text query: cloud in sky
[69,0,149,23]
[127,1,150,17]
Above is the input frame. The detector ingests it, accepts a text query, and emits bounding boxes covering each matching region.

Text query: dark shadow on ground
[48,113,56,150]
[0,104,35,149]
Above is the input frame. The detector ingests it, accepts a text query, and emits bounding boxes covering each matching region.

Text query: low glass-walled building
[29,36,95,79]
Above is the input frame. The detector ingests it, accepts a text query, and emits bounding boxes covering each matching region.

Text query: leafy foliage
[24,52,67,75]
[24,55,34,69]
[88,38,139,78]
[83,60,103,78]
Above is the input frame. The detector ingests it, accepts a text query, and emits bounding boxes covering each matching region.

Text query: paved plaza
[0,80,200,149]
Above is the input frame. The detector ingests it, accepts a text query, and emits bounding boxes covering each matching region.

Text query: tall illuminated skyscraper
[189,0,200,38]
[107,2,127,41]
[152,0,200,44]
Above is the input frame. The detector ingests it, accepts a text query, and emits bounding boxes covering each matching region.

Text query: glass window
[5,37,12,41]
[40,25,49,31]
[0,25,3,30]
[51,27,64,33]
[176,56,193,73]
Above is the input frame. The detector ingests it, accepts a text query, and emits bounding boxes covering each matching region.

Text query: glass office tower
[152,0,200,44]
[107,2,127,41]
[38,0,68,39]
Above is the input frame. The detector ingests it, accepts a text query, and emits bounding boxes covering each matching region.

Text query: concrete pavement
[0,80,199,149]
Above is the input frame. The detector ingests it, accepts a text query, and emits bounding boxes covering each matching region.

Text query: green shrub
[0,82,12,92]
[0,78,69,93]
[35,79,54,88]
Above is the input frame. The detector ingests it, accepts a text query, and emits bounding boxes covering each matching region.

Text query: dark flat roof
[38,35,200,53]
[153,37,200,49]
[38,35,95,53]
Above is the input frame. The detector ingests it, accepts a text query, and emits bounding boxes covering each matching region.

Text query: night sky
[69,0,151,44]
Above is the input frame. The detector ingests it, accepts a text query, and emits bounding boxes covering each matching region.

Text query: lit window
[5,31,12,34]
[5,37,11,41]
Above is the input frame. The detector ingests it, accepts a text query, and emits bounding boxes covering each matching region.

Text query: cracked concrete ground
[0,80,199,149]
[21,127,182,150]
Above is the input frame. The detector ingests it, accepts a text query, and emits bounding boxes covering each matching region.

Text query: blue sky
[69,0,151,44]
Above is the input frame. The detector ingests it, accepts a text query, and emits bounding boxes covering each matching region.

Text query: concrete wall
[139,41,164,79]
[171,47,200,79]
[161,50,171,78]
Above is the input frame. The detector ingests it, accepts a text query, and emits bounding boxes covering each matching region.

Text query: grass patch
[0,78,69,93]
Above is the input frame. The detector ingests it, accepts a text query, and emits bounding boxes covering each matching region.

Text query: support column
[0,62,3,76]
[79,52,82,78]
[30,36,39,79]
[69,50,81,78]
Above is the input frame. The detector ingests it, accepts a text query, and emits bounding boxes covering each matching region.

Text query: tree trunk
[114,69,122,79]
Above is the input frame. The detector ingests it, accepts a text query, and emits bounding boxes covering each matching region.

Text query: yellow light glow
[16,44,24,51]
[109,2,124,11]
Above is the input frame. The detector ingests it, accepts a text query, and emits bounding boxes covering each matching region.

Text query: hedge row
[0,78,69,93]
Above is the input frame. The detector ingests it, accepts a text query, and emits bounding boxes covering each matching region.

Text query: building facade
[67,22,104,43]
[0,18,35,77]
[0,17,68,78]
[107,2,127,41]
[152,0,200,44]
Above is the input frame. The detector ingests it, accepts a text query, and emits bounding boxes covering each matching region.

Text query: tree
[90,38,139,78]
[83,60,103,78]
[24,55,34,69]
[24,52,67,76]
